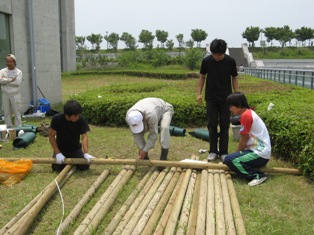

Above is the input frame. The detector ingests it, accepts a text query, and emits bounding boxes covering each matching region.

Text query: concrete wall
[60,0,76,72]
[31,0,62,105]
[0,0,12,14]
[0,0,76,113]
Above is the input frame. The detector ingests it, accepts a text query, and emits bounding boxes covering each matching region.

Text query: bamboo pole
[5,157,302,175]
[0,192,43,235]
[163,167,192,235]
[104,167,155,235]
[186,170,201,235]
[4,165,74,235]
[154,171,185,235]
[220,171,236,235]
[214,170,225,235]
[112,170,161,235]
[121,168,169,235]
[0,166,75,235]
[131,167,177,235]
[195,169,208,234]
[82,166,136,235]
[74,166,130,235]
[225,174,247,235]
[176,167,197,235]
[141,167,181,235]
[59,168,110,234]
[206,170,215,235]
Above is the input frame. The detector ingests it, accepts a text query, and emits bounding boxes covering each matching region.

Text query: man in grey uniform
[126,97,174,161]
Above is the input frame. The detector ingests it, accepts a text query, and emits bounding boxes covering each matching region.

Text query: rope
[55,179,65,235]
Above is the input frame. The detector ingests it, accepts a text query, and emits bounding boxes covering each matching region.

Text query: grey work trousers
[2,93,21,127]
[159,109,174,149]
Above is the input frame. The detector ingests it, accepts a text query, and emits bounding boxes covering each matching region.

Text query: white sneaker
[248,176,267,186]
[207,153,217,161]
[220,154,227,162]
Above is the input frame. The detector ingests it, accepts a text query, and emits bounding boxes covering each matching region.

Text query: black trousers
[206,101,230,155]
[51,149,90,171]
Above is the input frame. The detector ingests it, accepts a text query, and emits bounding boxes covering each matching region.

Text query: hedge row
[73,82,206,128]
[246,87,314,180]
[73,80,314,180]
[66,70,199,79]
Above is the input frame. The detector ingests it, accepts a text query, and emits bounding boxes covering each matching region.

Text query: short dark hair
[210,39,227,54]
[63,100,82,116]
[226,92,250,109]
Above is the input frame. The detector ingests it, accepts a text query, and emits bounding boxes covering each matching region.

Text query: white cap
[7,54,17,63]
[126,110,144,134]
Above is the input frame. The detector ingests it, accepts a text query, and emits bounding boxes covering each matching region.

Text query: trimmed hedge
[73,82,206,128]
[72,78,314,180]
[66,70,199,79]
[246,87,314,180]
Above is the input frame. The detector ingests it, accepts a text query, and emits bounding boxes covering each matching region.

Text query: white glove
[56,153,65,164]
[84,153,95,162]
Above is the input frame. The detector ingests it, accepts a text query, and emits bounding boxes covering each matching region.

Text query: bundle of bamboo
[0,165,75,235]
[74,165,136,235]
[58,168,111,234]
[99,157,247,235]
[3,155,301,234]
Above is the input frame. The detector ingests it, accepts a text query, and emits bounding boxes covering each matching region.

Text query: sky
[74,0,314,49]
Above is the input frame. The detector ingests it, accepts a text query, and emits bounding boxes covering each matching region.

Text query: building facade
[0,0,76,113]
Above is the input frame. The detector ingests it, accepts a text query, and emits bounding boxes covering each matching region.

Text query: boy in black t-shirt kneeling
[49,100,94,171]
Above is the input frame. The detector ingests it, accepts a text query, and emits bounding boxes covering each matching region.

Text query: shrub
[245,87,314,180]
[67,70,191,80]
[151,49,171,67]
[72,82,207,128]
[184,48,204,70]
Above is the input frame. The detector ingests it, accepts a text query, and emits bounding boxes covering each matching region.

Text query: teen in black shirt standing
[197,39,238,161]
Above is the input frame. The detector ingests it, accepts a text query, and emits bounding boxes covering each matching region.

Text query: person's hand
[138,150,147,160]
[11,77,16,82]
[56,153,65,164]
[197,95,203,105]
[84,153,95,162]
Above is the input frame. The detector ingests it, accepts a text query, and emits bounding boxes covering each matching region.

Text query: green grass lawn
[0,73,313,234]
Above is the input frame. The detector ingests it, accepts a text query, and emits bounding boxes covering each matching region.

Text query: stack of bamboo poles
[2,156,301,234]
[72,165,136,235]
[0,165,76,235]
[102,157,246,235]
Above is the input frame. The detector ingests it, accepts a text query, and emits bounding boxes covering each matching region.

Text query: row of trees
[242,26,314,48]
[78,48,206,71]
[76,29,208,52]
[76,26,314,53]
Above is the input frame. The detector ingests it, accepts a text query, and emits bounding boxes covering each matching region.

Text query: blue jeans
[223,150,269,180]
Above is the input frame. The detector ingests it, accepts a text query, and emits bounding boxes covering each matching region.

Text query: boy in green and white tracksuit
[223,92,271,186]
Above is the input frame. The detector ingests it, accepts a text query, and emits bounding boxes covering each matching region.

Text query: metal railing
[243,68,314,89]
